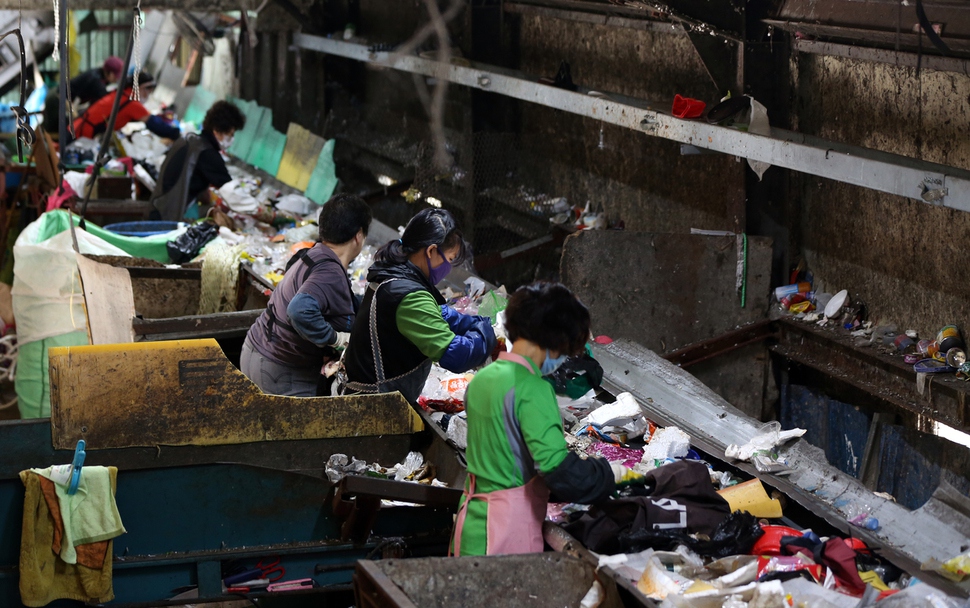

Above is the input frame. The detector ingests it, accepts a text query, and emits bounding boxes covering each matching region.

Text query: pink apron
[451,352,551,556]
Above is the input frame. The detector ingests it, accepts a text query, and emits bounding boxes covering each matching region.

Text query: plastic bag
[725,421,806,462]
[392,451,424,481]
[621,511,764,559]
[325,453,368,484]
[167,222,219,264]
[478,289,508,320]
[276,193,315,216]
[446,411,468,449]
[546,351,604,398]
[417,365,473,413]
[217,179,260,213]
[12,220,130,345]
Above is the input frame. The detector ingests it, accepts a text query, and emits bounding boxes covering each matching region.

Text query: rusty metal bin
[354,553,605,608]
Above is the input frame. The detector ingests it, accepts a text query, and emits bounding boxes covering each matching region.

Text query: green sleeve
[396,291,456,361]
[517,378,569,475]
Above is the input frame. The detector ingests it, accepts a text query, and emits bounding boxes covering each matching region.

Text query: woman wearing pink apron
[451,282,631,556]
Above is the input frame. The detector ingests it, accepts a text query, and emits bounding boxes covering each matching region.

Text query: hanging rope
[131,5,143,100]
[0,333,19,410]
[51,0,60,62]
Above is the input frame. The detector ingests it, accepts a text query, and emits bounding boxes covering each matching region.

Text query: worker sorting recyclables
[340,208,496,404]
[71,72,179,145]
[241,194,373,397]
[151,100,247,221]
[451,282,641,556]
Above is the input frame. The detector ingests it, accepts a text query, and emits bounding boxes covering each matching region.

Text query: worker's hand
[332,332,351,350]
[610,463,645,487]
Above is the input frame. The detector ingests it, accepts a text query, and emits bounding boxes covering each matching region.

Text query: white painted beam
[294,33,970,212]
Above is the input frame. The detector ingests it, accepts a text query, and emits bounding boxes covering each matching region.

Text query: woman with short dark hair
[242,194,373,397]
[342,208,496,403]
[451,282,628,556]
[150,100,246,220]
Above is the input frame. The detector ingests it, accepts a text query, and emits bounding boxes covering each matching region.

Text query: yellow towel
[19,469,116,607]
[32,465,127,564]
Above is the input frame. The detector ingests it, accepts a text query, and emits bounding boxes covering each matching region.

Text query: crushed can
[936,325,965,353]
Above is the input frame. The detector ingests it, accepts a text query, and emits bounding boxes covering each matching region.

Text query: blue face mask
[541,349,568,376]
[427,249,452,285]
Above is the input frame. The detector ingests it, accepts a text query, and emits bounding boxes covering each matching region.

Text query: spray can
[936,325,965,354]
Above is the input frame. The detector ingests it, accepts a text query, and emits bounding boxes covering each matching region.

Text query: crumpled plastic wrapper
[725,421,805,462]
[587,441,643,468]
[446,411,468,449]
[326,453,368,484]
[392,451,425,482]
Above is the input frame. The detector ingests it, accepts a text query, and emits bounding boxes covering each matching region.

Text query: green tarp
[304,139,338,205]
[35,210,175,263]
[182,87,219,128]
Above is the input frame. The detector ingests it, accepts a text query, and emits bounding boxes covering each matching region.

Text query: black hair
[504,282,591,356]
[317,193,372,244]
[203,100,246,133]
[375,208,469,265]
[125,71,155,90]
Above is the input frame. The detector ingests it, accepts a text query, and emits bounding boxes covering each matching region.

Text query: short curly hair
[504,282,591,356]
[203,100,246,133]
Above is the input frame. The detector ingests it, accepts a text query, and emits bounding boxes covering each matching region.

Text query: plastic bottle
[774,282,812,301]
[846,504,880,531]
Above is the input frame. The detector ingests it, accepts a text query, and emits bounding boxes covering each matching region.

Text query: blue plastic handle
[67,440,86,495]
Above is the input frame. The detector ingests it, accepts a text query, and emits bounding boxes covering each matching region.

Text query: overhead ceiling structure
[0,0,260,9]
[294,34,970,210]
[766,0,970,56]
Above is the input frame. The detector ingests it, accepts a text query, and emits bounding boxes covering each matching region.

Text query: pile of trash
[774,277,970,380]
[324,451,448,507]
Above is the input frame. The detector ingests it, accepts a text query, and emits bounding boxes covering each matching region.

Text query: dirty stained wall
[512,14,744,233]
[791,53,970,337]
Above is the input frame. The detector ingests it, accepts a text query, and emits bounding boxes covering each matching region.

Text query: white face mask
[218,135,234,150]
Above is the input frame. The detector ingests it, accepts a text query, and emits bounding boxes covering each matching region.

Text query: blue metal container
[104,221,180,237]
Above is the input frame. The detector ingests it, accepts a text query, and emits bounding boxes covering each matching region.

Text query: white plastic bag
[725,421,806,462]
[12,222,129,345]
[276,194,315,217]
[217,179,259,213]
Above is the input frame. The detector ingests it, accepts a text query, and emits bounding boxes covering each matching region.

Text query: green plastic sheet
[16,330,88,419]
[35,210,175,263]
[227,98,266,162]
[182,87,219,129]
[304,139,338,205]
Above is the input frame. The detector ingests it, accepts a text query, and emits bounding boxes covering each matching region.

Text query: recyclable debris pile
[772,267,970,381]
[411,313,970,606]
[325,451,449,507]
[553,396,969,606]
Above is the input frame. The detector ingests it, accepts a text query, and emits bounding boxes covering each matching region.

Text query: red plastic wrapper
[417,372,473,414]
[586,442,644,468]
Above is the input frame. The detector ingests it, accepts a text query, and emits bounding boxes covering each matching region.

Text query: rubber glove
[332,332,351,350]
[610,463,646,487]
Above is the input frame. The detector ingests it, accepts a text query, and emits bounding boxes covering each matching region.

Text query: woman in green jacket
[343,208,496,403]
[452,282,630,556]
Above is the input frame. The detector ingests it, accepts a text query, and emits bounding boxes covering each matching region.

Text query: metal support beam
[793,38,970,75]
[662,319,777,369]
[504,2,687,35]
[294,34,970,212]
